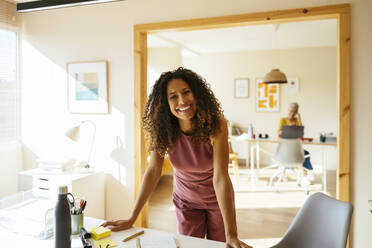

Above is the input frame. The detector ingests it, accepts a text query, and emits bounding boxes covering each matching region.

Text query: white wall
[19,0,372,247]
[0,143,22,198]
[21,6,134,219]
[183,47,337,138]
[148,47,182,93]
[349,0,372,245]
[183,47,337,168]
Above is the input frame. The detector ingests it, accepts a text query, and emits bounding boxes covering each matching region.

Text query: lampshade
[110,147,126,165]
[263,69,288,84]
[65,120,96,169]
[65,125,81,142]
[110,136,126,165]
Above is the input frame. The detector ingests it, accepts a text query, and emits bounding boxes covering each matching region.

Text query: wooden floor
[148,165,336,247]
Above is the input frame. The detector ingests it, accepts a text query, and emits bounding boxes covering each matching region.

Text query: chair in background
[269,138,306,192]
[270,192,353,248]
[228,137,240,182]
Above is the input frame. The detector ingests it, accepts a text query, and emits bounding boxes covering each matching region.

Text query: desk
[234,137,337,192]
[0,217,225,248]
[18,168,105,219]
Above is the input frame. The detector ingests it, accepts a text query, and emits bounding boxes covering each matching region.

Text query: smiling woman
[167,78,197,127]
[103,67,252,248]
[143,67,223,157]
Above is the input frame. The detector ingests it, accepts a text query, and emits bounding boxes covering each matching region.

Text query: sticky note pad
[90,226,111,240]
[95,238,117,248]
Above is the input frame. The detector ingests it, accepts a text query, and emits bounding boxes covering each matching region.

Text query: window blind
[0,1,19,143]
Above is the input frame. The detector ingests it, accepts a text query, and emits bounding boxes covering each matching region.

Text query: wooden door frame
[134,4,350,227]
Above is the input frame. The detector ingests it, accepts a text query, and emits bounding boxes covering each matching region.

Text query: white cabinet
[18,168,105,219]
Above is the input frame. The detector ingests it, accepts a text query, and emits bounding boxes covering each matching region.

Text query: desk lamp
[65,120,96,168]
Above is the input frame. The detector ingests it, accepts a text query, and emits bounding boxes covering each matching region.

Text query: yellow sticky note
[90,226,111,240]
[95,238,117,248]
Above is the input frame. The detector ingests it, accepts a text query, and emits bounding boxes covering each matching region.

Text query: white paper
[140,235,177,248]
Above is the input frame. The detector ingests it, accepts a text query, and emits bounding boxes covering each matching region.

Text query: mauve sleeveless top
[168,132,218,205]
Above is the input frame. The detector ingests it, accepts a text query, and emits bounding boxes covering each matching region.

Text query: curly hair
[142,67,224,157]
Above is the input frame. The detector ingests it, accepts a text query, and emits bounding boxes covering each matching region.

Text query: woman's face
[167,78,197,121]
[288,105,298,118]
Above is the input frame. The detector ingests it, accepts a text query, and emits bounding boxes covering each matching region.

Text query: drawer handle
[38,187,49,191]
[38,178,49,181]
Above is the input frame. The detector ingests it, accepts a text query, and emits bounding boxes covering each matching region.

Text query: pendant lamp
[263,69,288,84]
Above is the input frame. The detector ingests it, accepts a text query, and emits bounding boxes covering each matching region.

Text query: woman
[102,68,252,248]
[278,102,313,173]
[277,102,302,137]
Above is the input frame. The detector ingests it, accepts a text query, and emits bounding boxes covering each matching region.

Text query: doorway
[133,4,350,232]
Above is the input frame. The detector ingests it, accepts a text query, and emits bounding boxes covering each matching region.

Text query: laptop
[281,125,304,139]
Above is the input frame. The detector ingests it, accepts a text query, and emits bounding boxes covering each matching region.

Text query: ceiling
[148,19,337,56]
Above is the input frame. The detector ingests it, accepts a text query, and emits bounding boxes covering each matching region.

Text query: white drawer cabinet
[18,168,105,219]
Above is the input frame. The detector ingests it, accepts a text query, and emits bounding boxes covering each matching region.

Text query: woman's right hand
[101,218,135,231]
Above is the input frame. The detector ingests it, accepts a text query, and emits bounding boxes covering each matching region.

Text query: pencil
[122,230,145,242]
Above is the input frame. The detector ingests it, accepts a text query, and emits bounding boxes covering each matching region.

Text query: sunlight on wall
[22,40,75,163]
[21,40,133,219]
[147,67,160,96]
[21,40,129,173]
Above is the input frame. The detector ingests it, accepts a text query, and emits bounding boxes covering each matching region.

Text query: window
[0,28,19,143]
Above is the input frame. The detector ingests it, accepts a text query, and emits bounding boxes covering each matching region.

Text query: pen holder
[71,213,84,235]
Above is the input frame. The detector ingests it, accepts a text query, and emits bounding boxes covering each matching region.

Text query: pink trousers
[173,194,226,242]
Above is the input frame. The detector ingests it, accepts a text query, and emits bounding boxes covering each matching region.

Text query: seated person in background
[277,102,302,137]
[278,102,313,179]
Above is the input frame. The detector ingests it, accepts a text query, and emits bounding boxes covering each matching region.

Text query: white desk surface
[0,217,225,248]
[232,136,337,147]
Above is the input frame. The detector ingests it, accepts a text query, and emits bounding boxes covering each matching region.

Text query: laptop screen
[281,125,304,139]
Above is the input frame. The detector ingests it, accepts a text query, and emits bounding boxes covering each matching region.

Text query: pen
[80,200,87,214]
[122,230,145,242]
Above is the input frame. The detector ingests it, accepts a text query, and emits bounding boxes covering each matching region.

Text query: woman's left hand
[226,236,253,248]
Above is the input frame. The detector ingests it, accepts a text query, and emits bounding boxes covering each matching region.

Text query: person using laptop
[277,102,302,137]
[277,102,313,179]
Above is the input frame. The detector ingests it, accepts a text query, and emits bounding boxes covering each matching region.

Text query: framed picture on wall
[255,78,280,112]
[234,78,249,98]
[287,77,299,94]
[67,60,109,114]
